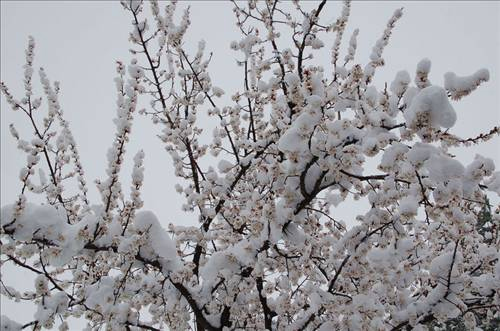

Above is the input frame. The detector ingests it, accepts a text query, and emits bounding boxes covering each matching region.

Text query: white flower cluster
[96,60,144,224]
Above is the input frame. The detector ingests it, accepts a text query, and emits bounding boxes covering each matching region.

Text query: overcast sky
[1,0,499,326]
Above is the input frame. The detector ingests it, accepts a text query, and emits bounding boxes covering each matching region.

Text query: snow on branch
[444,68,490,100]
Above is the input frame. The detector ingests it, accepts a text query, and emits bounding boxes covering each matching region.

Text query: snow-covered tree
[425,199,498,330]
[1,1,499,330]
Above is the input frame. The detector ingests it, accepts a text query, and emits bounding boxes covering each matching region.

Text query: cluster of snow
[424,154,464,183]
[414,58,431,89]
[444,68,489,100]
[398,196,418,216]
[231,34,261,59]
[390,70,411,97]
[343,28,359,64]
[133,211,181,272]
[404,86,456,130]
[0,315,22,331]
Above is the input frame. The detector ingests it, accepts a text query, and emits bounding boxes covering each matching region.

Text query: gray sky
[1,0,499,326]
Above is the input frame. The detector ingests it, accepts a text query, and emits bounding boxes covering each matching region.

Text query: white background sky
[1,0,499,326]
